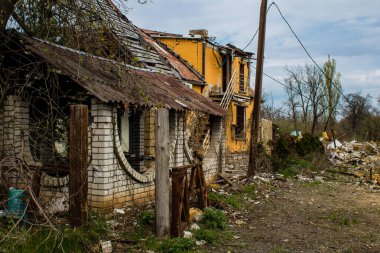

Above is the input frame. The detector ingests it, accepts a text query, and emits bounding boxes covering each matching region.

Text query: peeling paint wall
[157,37,254,153]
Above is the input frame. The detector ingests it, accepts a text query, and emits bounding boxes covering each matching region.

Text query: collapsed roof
[22,36,225,115]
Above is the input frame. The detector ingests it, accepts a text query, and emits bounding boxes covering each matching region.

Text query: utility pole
[248,0,268,177]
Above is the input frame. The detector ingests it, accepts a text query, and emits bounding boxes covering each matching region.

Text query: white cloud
[116,0,380,107]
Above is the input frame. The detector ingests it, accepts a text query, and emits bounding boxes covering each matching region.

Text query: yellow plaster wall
[157,37,254,152]
[204,44,223,87]
[225,101,254,153]
[158,38,203,74]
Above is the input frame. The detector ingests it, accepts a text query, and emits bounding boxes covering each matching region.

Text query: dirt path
[213,180,380,253]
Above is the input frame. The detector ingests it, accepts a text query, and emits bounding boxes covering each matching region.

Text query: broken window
[239,63,245,92]
[118,108,155,173]
[222,54,232,92]
[235,106,246,139]
[117,108,144,172]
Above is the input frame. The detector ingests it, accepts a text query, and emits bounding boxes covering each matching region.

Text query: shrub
[295,133,324,157]
[271,134,293,171]
[138,210,155,227]
[194,228,218,244]
[199,207,227,230]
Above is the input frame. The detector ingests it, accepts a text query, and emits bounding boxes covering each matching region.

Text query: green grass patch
[194,228,233,246]
[278,158,316,178]
[159,237,195,253]
[209,191,244,209]
[242,184,256,195]
[194,228,218,244]
[0,216,108,253]
[328,212,358,226]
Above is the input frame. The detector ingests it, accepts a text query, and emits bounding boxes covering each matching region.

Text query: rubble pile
[326,140,380,182]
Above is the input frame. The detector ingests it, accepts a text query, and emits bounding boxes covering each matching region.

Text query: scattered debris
[46,197,68,214]
[183,231,192,238]
[190,223,200,231]
[114,208,126,215]
[189,207,202,222]
[196,240,206,246]
[100,240,112,253]
[325,140,380,183]
[235,220,246,226]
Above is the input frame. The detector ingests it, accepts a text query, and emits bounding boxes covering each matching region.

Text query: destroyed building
[0,0,226,213]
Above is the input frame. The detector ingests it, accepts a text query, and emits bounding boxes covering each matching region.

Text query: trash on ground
[100,240,112,253]
[189,207,202,221]
[190,223,200,231]
[114,208,126,215]
[183,231,192,238]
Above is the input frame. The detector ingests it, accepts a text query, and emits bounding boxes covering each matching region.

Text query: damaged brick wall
[0,96,67,203]
[0,95,226,214]
[203,116,226,182]
[89,98,155,213]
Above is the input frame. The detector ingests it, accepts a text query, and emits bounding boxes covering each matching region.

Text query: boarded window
[235,106,246,139]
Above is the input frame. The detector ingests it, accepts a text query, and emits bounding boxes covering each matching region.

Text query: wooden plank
[155,108,170,237]
[183,176,189,223]
[30,169,41,210]
[69,105,88,227]
[171,170,181,237]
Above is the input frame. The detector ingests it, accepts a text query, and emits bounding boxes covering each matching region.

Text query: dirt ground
[211,179,380,253]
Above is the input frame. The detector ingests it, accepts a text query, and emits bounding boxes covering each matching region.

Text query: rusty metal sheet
[24,37,226,116]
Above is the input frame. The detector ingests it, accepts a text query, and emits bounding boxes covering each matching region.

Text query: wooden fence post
[69,105,88,227]
[155,108,170,237]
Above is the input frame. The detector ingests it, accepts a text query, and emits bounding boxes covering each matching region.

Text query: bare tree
[284,77,299,129]
[284,64,327,134]
[341,92,373,135]
[304,65,326,135]
[261,91,285,121]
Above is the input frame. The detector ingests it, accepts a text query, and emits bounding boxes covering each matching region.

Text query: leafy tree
[322,56,342,130]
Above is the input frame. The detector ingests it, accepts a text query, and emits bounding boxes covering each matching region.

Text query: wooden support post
[155,108,170,237]
[30,169,41,210]
[69,105,88,227]
[248,0,268,177]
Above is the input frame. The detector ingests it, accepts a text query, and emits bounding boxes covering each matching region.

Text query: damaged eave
[18,35,226,116]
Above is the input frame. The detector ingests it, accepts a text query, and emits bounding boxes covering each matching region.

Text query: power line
[242,2,275,51]
[244,2,377,130]
[271,2,379,127]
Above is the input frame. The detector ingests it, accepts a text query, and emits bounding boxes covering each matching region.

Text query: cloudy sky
[119,0,380,108]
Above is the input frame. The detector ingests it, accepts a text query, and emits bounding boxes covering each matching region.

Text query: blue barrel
[6,188,27,220]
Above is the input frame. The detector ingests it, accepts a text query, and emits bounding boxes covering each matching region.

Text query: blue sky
[118,0,380,108]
